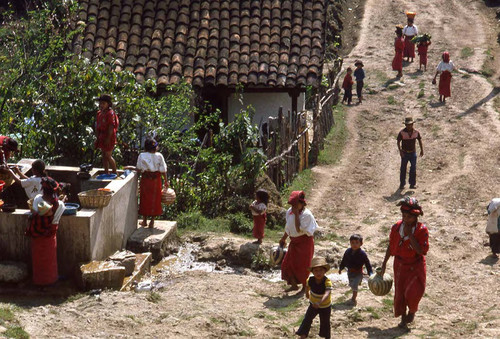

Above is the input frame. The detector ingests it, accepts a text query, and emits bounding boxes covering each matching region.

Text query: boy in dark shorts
[339,234,373,306]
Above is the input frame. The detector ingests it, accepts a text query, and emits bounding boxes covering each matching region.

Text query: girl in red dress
[95,94,118,174]
[433,52,455,103]
[417,39,431,71]
[381,197,429,329]
[392,25,405,77]
[250,189,269,244]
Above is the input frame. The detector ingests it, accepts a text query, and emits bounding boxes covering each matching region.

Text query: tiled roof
[73,0,327,88]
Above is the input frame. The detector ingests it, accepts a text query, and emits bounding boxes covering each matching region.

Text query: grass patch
[254,311,277,321]
[0,307,15,322]
[4,326,29,339]
[419,81,425,89]
[317,104,347,166]
[481,48,495,77]
[361,217,376,225]
[372,69,390,84]
[271,299,302,313]
[146,291,162,303]
[65,293,86,303]
[365,306,381,319]
[176,211,231,235]
[431,124,441,137]
[293,314,305,327]
[280,168,314,205]
[460,47,474,59]
[417,89,424,98]
[387,96,396,105]
[346,309,364,322]
[382,297,394,312]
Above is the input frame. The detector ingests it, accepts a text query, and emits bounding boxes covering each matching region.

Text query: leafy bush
[228,213,253,235]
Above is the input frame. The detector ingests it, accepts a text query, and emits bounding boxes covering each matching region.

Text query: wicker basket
[78,189,114,208]
[161,188,176,206]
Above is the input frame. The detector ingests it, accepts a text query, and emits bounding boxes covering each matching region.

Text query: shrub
[228,213,253,234]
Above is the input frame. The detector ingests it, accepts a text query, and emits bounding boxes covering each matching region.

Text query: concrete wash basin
[0,159,139,278]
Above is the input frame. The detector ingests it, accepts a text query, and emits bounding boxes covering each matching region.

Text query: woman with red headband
[433,52,455,103]
[279,191,318,292]
[381,197,429,329]
[26,177,66,285]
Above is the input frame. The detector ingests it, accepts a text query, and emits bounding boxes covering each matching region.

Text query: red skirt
[403,36,415,58]
[393,256,426,317]
[32,234,58,285]
[281,234,314,287]
[392,51,403,72]
[139,172,163,216]
[439,71,452,98]
[252,213,266,239]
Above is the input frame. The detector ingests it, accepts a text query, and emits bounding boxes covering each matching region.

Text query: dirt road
[7,0,500,338]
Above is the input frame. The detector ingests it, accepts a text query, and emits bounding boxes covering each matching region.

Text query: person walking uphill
[95,94,118,174]
[381,197,429,329]
[433,52,455,103]
[403,16,418,62]
[397,117,424,190]
[392,25,405,78]
[280,191,318,292]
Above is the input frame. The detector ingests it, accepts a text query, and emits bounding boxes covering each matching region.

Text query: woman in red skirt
[95,94,119,174]
[26,177,66,285]
[403,18,418,62]
[433,52,455,103]
[135,138,168,228]
[381,197,429,329]
[392,25,405,77]
[279,191,318,292]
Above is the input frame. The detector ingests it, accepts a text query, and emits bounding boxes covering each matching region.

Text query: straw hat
[37,200,53,216]
[309,257,330,271]
[354,60,364,67]
[403,116,415,125]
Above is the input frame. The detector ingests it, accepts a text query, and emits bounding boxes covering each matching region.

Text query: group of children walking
[250,194,372,339]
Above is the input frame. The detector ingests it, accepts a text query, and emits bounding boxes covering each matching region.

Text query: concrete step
[126,221,179,262]
[120,252,152,291]
[77,261,126,291]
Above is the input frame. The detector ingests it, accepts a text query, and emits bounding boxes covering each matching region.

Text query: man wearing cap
[397,117,423,189]
[95,94,118,174]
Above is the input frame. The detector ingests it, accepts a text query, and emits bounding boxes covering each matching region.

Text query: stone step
[120,252,152,291]
[77,261,126,291]
[126,221,179,262]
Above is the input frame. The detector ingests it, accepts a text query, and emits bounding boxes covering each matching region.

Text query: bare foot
[148,220,155,228]
[140,221,147,227]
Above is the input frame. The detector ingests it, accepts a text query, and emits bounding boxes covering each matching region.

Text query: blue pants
[400,152,417,187]
[296,304,331,338]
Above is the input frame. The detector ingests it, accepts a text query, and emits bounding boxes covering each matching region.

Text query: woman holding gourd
[381,197,429,329]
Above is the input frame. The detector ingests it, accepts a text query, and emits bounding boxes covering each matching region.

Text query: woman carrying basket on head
[403,13,418,62]
[126,138,168,228]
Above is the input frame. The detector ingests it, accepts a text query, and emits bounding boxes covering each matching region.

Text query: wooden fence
[262,64,341,188]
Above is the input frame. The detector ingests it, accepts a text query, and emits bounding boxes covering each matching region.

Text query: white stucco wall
[228,92,305,126]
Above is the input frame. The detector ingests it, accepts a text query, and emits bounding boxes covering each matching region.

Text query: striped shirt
[307,276,332,308]
[397,128,421,153]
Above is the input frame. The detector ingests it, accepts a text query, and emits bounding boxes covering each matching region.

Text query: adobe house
[73,0,328,124]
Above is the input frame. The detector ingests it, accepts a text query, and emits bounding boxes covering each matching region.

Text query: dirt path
[6,0,500,338]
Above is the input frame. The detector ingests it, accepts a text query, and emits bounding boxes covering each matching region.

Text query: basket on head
[368,267,393,296]
[406,11,416,19]
[161,188,176,206]
[78,189,114,208]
